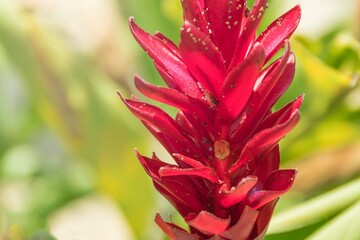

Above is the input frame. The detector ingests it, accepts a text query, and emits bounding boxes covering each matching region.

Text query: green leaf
[327,32,360,75]
[306,200,360,240]
[267,177,360,234]
[292,37,355,93]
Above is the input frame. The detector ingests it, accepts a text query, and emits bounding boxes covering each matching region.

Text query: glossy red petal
[155,213,202,240]
[257,5,301,62]
[264,169,297,190]
[232,52,296,145]
[181,0,208,35]
[230,44,294,145]
[255,52,296,112]
[251,199,278,239]
[258,94,304,131]
[219,176,258,208]
[229,109,300,176]
[144,121,208,165]
[229,0,268,70]
[204,0,246,65]
[173,153,208,169]
[175,113,215,163]
[175,111,199,141]
[154,32,181,56]
[180,21,226,99]
[183,109,217,137]
[136,150,165,180]
[220,206,259,240]
[122,98,186,142]
[120,95,207,160]
[250,145,280,183]
[136,152,204,215]
[134,75,193,111]
[159,165,220,183]
[129,18,202,99]
[219,43,265,120]
[140,163,206,214]
[154,182,198,217]
[154,61,180,89]
[186,211,231,236]
[247,170,297,209]
[252,42,291,105]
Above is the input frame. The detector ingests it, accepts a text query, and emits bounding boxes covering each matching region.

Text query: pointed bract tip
[128,16,135,25]
[294,5,302,24]
[297,93,305,104]
[128,17,141,36]
[133,74,145,87]
[287,4,302,23]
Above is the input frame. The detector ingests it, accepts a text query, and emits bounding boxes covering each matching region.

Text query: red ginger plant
[119,0,302,239]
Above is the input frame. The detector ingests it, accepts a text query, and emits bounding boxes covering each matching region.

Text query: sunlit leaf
[268,177,360,234]
[292,37,355,95]
[306,200,360,240]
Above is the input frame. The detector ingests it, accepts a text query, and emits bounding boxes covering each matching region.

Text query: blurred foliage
[0,0,359,240]
[0,0,157,239]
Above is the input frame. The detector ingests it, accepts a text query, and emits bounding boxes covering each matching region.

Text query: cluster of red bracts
[120,0,302,239]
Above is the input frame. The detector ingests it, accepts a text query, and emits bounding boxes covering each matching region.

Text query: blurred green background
[0,0,359,239]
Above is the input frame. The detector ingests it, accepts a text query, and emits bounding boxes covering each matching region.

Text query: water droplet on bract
[236,3,242,11]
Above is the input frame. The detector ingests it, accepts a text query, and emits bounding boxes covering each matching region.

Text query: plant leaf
[268,177,360,234]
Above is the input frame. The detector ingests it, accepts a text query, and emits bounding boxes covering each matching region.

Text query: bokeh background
[0,0,359,239]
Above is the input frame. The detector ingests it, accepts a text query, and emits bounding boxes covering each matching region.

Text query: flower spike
[123,1,302,239]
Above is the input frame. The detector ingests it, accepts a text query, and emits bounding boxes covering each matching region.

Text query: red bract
[120,0,302,239]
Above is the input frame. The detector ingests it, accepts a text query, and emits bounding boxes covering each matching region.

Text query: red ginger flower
[120,0,302,239]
